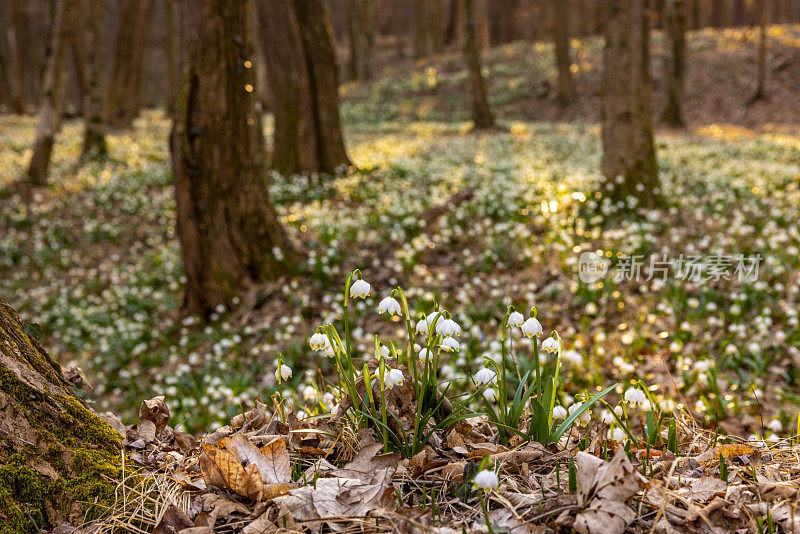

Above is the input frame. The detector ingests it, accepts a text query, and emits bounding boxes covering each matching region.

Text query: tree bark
[346,0,374,81]
[28,0,71,186]
[7,2,34,114]
[171,0,300,318]
[256,0,351,176]
[107,0,154,129]
[0,298,124,531]
[750,0,767,102]
[462,0,494,129]
[80,0,109,159]
[601,0,660,207]
[553,0,575,107]
[166,0,179,116]
[661,0,686,126]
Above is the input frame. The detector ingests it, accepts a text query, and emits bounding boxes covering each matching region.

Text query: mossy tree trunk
[28,0,71,186]
[0,298,124,532]
[601,0,661,207]
[107,0,154,129]
[553,0,576,108]
[662,0,686,126]
[171,0,300,319]
[80,0,109,159]
[255,0,351,176]
[462,0,494,129]
[346,0,374,81]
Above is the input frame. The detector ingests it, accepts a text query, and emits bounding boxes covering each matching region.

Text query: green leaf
[551,383,617,444]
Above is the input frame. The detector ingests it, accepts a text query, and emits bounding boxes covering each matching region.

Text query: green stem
[481,490,494,534]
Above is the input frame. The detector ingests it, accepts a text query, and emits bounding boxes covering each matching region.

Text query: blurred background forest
[1,0,799,436]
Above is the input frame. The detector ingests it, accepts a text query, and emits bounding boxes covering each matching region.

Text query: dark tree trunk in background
[445,0,464,46]
[662,0,686,126]
[28,0,70,186]
[346,0,374,80]
[0,298,124,531]
[107,0,154,129]
[712,0,728,27]
[256,0,351,176]
[412,0,444,58]
[171,0,299,318]
[601,0,660,206]
[80,0,108,159]
[8,2,34,114]
[462,0,494,128]
[166,0,179,116]
[553,0,575,107]
[750,0,767,102]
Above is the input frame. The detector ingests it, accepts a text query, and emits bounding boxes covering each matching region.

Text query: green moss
[0,455,46,534]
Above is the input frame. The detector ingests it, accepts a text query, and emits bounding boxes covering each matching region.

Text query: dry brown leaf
[687,476,728,502]
[489,508,547,533]
[200,443,264,500]
[573,447,649,534]
[696,443,755,465]
[153,505,193,534]
[258,437,292,485]
[138,396,171,443]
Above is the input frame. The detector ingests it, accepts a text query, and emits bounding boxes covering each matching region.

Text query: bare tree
[255,0,350,176]
[462,0,494,128]
[346,0,374,81]
[749,0,767,103]
[171,0,300,318]
[601,0,660,206]
[107,0,154,128]
[661,0,686,126]
[28,0,72,185]
[553,0,575,107]
[80,0,108,158]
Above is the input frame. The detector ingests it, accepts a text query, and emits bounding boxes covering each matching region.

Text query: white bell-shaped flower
[521,317,543,338]
[309,332,328,350]
[552,405,568,419]
[275,363,292,382]
[441,337,460,352]
[568,402,590,425]
[384,367,404,389]
[350,279,371,299]
[624,387,647,407]
[473,469,499,490]
[415,318,430,335]
[474,368,497,385]
[418,347,433,362]
[436,318,461,337]
[507,311,524,328]
[377,296,402,316]
[541,337,559,353]
[483,388,496,402]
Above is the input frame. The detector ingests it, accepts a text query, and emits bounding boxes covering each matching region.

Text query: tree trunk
[346,0,373,81]
[601,0,660,207]
[166,0,179,116]
[553,0,575,107]
[661,0,686,126]
[8,2,33,114]
[462,0,494,129]
[80,0,108,159]
[0,298,124,531]
[28,0,71,186]
[107,0,154,129]
[750,0,767,102]
[256,0,351,176]
[412,0,428,58]
[171,0,300,318]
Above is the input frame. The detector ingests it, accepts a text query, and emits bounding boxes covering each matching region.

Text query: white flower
[474,368,497,385]
[309,332,328,350]
[541,337,558,353]
[568,402,590,425]
[384,368,404,389]
[552,405,568,419]
[418,347,433,361]
[426,311,444,328]
[415,318,429,335]
[436,318,461,337]
[441,337,460,352]
[507,311,524,328]
[275,363,292,382]
[322,339,336,357]
[473,469,499,490]
[379,344,390,358]
[350,279,371,299]
[483,388,496,401]
[608,427,627,441]
[377,296,402,316]
[624,387,647,407]
[768,419,782,433]
[521,317,543,338]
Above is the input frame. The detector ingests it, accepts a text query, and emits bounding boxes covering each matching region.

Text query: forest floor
[1,26,800,533]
